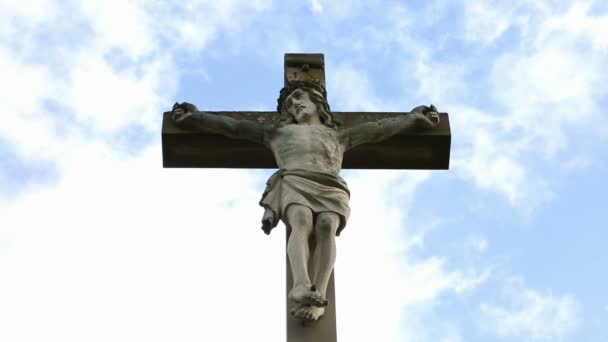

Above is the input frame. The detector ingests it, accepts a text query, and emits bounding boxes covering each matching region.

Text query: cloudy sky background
[1,1,607,341]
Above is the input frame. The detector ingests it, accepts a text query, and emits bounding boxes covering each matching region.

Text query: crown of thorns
[276,80,329,113]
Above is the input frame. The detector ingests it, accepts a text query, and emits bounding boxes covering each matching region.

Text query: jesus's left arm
[339,105,440,152]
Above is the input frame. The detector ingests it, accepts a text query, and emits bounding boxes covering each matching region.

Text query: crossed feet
[290,303,325,321]
[288,284,328,321]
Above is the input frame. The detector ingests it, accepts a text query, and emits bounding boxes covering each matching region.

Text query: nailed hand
[411,104,440,129]
[171,102,198,124]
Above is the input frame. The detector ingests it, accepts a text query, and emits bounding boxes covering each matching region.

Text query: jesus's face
[285,89,319,124]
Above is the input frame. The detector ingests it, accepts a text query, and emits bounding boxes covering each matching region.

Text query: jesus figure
[171,81,439,321]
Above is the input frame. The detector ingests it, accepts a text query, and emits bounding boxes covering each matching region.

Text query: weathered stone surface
[161,53,451,341]
[286,235,337,342]
[284,53,326,87]
[162,111,450,169]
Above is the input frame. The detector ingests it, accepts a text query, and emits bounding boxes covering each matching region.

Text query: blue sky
[1,1,607,341]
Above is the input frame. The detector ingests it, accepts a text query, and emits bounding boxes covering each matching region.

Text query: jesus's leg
[293,212,340,321]
[286,204,326,307]
[312,212,340,299]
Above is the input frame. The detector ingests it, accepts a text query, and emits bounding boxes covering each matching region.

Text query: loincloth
[259,169,350,236]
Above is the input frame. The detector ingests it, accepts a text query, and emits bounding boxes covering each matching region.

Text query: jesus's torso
[266,124,343,175]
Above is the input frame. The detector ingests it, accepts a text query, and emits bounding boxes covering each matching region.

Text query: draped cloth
[259,169,351,236]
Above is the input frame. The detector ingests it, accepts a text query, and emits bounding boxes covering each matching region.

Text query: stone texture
[162,111,450,169]
[161,53,451,341]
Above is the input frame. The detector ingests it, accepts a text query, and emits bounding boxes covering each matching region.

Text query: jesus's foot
[290,303,325,321]
[288,284,328,307]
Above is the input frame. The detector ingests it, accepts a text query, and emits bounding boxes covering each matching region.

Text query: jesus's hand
[171,102,198,124]
[410,104,440,129]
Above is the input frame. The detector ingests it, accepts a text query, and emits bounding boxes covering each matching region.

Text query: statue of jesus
[171,81,439,321]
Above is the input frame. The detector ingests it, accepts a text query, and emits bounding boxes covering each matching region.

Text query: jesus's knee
[314,212,339,237]
[286,204,313,235]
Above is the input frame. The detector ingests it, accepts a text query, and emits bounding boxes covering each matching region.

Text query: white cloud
[0,51,60,160]
[448,105,555,214]
[463,0,517,45]
[317,2,556,213]
[401,256,490,305]
[413,0,608,214]
[0,146,489,342]
[490,46,600,158]
[411,58,466,105]
[0,0,276,171]
[79,1,156,60]
[329,64,385,111]
[0,22,488,342]
[309,0,323,13]
[538,1,608,51]
[301,0,376,21]
[0,143,286,342]
[0,4,286,339]
[2,2,600,341]
[65,55,172,132]
[488,1,607,156]
[493,48,597,107]
[479,278,580,341]
[336,170,489,341]
[0,0,58,45]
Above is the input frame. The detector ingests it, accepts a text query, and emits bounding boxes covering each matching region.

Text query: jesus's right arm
[171,102,265,144]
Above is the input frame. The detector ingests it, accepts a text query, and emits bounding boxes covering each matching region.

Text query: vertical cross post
[284,54,337,342]
[286,236,337,342]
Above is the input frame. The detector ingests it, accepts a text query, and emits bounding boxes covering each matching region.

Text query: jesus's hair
[275,81,340,129]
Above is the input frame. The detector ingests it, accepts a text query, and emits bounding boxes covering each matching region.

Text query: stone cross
[161,53,451,342]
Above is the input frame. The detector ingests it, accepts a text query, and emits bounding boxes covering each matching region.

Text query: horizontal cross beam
[161,111,451,170]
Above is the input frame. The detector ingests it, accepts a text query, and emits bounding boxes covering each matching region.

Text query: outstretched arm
[340,105,440,151]
[171,102,264,144]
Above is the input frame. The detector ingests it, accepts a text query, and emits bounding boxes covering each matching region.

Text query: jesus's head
[275,81,339,129]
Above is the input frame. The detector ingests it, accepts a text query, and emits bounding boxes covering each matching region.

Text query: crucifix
[162,53,451,341]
